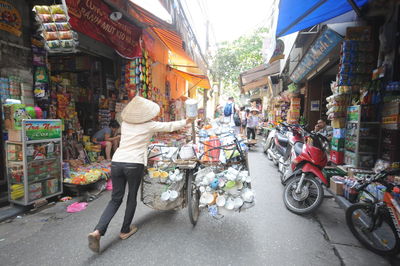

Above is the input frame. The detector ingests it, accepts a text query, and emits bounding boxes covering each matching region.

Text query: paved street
[0,144,397,266]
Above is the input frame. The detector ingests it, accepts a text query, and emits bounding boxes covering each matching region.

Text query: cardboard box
[8,129,23,142]
[3,104,27,130]
[330,150,344,164]
[330,178,344,196]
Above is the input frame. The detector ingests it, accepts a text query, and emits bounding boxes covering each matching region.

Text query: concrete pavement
[0,144,397,265]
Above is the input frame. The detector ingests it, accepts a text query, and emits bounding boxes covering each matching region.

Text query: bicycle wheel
[346,203,400,256]
[187,170,200,226]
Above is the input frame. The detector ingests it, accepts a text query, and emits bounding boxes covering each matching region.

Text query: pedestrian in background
[239,106,247,135]
[88,96,194,253]
[246,108,260,140]
[223,96,240,134]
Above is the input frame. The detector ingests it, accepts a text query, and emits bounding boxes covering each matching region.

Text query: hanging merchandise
[123,50,153,100]
[32,5,78,53]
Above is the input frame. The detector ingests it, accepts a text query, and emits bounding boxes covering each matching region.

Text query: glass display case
[344,106,380,168]
[6,120,63,205]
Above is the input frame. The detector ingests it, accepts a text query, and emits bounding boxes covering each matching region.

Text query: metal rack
[344,106,380,168]
[5,119,63,205]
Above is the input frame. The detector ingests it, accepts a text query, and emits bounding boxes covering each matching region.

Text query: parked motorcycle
[282,127,330,215]
[277,124,304,182]
[264,123,289,166]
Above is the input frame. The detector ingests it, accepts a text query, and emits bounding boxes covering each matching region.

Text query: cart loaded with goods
[141,121,256,225]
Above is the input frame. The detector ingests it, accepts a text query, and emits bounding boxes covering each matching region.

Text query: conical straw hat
[121,96,160,124]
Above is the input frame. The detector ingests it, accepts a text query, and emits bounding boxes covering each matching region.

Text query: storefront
[276,0,400,218]
[1,0,209,205]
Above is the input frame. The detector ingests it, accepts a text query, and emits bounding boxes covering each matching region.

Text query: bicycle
[346,169,400,256]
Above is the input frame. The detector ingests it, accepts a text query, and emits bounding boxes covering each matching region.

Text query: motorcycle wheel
[283,174,324,214]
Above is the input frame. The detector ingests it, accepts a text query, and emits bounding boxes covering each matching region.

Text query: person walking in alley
[88,96,194,253]
[246,108,260,140]
[223,96,240,134]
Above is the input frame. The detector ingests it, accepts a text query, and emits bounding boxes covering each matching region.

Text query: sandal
[88,232,100,253]
[119,225,138,240]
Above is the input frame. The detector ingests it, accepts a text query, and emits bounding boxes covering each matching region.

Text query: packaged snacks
[58,31,73,40]
[55,22,71,31]
[52,14,67,22]
[37,14,53,23]
[42,23,57,32]
[49,5,65,15]
[43,31,58,41]
[34,6,51,14]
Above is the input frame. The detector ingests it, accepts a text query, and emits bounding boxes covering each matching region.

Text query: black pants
[95,162,144,235]
[247,127,256,140]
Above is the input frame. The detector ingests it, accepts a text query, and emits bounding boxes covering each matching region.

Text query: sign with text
[0,1,22,36]
[66,0,142,58]
[290,28,342,83]
[23,120,62,140]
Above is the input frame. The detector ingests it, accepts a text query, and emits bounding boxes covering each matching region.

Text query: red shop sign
[66,0,142,58]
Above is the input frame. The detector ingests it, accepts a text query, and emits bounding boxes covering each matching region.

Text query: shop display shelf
[26,139,61,144]
[7,161,23,164]
[29,175,58,184]
[27,157,58,164]
[359,136,378,139]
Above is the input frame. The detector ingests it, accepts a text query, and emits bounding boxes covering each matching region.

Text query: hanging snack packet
[52,14,67,22]
[42,31,58,41]
[34,67,49,83]
[58,31,73,40]
[50,4,65,15]
[43,23,57,32]
[37,14,53,23]
[33,5,51,14]
[55,22,71,31]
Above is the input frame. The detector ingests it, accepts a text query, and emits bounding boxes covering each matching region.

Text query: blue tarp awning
[276,0,368,37]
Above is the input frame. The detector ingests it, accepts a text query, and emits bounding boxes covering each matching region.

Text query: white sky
[182,0,275,51]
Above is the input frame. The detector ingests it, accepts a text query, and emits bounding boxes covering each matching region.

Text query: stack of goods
[32,5,77,53]
[143,167,186,210]
[287,97,300,124]
[8,76,21,100]
[10,184,24,200]
[337,27,374,87]
[380,82,400,166]
[3,104,30,131]
[82,135,102,162]
[195,166,255,217]
[29,183,42,201]
[124,51,153,99]
[98,96,111,128]
[33,50,50,117]
[330,170,400,204]
[63,161,111,185]
[0,77,10,103]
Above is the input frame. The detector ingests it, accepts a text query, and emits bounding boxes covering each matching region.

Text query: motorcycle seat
[294,142,303,156]
[276,134,289,146]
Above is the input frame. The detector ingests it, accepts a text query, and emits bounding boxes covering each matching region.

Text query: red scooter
[282,127,330,215]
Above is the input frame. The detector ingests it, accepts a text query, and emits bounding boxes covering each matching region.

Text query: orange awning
[171,68,211,89]
[106,0,206,75]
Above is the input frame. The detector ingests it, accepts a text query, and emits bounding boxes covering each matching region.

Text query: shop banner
[290,28,342,83]
[0,1,22,36]
[65,0,142,58]
[24,120,62,140]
